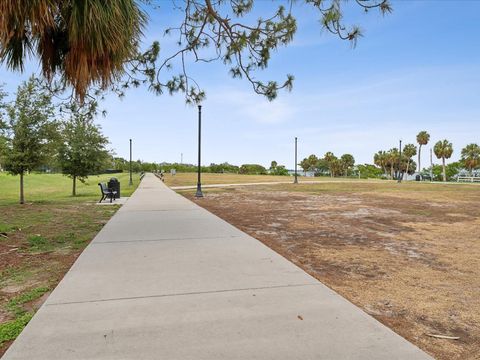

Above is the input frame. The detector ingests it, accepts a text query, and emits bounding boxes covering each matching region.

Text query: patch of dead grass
[184,183,480,359]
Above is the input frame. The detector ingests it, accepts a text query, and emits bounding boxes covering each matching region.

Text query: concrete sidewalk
[3,174,431,359]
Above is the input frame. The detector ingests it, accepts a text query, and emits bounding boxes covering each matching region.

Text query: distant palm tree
[434,140,453,182]
[299,158,310,175]
[374,151,388,177]
[461,143,480,175]
[386,148,399,179]
[416,131,430,172]
[0,1,146,99]
[402,143,417,178]
[340,154,355,176]
[323,152,337,177]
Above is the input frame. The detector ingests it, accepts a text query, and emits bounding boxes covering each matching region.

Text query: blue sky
[1,1,479,169]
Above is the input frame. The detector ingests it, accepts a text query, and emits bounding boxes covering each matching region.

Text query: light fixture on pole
[294,137,298,184]
[195,105,204,198]
[129,139,133,186]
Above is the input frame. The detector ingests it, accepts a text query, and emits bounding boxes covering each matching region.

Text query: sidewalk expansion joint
[91,234,244,244]
[46,283,320,307]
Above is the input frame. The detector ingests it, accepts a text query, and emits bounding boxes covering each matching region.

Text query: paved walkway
[4,174,431,359]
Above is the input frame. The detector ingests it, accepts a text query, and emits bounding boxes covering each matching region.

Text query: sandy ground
[182,182,480,360]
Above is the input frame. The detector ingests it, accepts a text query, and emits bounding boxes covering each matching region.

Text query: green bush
[239,164,267,175]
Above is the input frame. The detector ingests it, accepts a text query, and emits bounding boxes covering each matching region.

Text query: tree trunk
[442,157,446,182]
[72,175,77,196]
[390,165,394,179]
[19,172,25,204]
[405,160,410,180]
[418,145,422,173]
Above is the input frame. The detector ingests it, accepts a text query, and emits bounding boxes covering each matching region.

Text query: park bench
[98,183,117,203]
[457,176,480,183]
[140,172,145,180]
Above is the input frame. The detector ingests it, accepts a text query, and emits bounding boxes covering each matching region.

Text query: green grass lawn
[0,172,139,205]
[0,171,140,355]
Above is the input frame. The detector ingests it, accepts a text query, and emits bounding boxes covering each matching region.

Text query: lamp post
[430,148,433,181]
[195,105,204,198]
[397,139,402,183]
[129,139,133,186]
[294,137,298,184]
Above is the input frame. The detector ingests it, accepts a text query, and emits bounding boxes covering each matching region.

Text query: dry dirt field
[163,172,347,187]
[181,181,480,360]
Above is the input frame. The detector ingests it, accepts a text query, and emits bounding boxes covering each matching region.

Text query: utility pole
[129,139,133,186]
[397,139,402,183]
[294,137,298,184]
[195,105,204,198]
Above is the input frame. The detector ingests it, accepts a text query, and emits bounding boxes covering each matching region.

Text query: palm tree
[299,158,310,175]
[0,1,146,99]
[386,148,399,179]
[374,151,388,177]
[416,131,430,172]
[323,152,337,177]
[434,140,453,182]
[402,143,417,178]
[461,143,480,175]
[340,154,355,176]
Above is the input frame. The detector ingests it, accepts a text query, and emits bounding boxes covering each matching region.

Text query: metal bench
[98,183,117,203]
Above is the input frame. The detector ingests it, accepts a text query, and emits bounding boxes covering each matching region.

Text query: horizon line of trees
[374,131,480,182]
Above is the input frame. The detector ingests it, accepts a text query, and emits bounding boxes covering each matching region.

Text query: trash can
[108,178,120,198]
[415,175,421,182]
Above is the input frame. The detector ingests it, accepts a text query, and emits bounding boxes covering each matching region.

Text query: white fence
[457,176,480,183]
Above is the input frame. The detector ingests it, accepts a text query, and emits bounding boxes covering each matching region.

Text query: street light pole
[397,139,402,183]
[294,137,298,184]
[195,105,204,198]
[430,148,433,181]
[129,139,133,186]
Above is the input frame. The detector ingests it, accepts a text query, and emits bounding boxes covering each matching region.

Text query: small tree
[402,143,417,177]
[270,160,278,172]
[269,161,289,176]
[373,150,388,177]
[434,140,454,182]
[4,77,56,204]
[300,154,318,175]
[416,131,430,172]
[323,152,338,177]
[461,143,480,175]
[386,148,399,179]
[58,112,109,196]
[340,154,355,176]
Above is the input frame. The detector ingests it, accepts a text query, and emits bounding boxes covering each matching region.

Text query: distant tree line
[374,131,480,182]
[110,160,290,176]
[299,152,356,177]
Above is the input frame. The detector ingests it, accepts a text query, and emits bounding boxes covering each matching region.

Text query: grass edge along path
[0,172,141,355]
